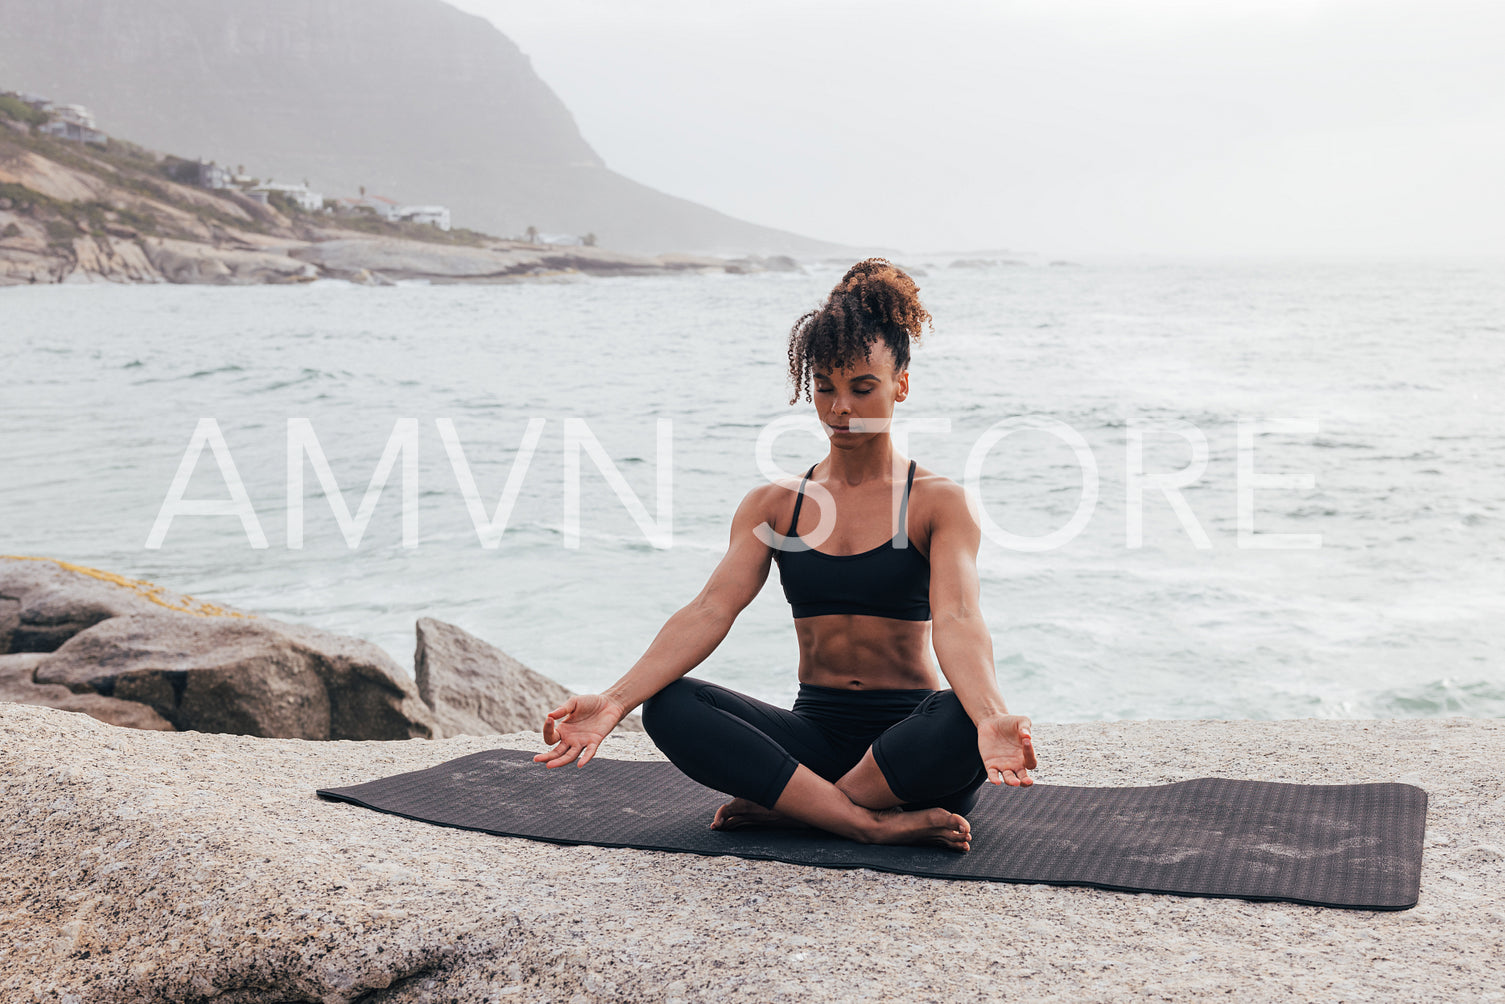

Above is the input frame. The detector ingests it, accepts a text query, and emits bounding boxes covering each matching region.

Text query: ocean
[3,256,1502,722]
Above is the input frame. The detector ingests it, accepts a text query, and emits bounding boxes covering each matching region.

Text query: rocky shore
[2,556,1500,1000]
[0,112,804,286]
[2,707,1500,1002]
[0,556,639,741]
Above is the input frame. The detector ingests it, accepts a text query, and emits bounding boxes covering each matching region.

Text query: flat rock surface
[2,705,1500,1002]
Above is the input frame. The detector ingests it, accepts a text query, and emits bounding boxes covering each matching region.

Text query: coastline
[4,704,1499,1002]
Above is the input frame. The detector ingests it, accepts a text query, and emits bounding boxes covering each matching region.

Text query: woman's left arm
[927,481,1037,786]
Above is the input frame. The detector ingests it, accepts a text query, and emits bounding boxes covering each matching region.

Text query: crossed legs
[641,677,988,852]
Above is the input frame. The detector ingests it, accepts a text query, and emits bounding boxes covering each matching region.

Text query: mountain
[0,96,783,285]
[0,0,848,255]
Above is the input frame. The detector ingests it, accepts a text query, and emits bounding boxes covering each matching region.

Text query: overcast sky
[447,0,1504,257]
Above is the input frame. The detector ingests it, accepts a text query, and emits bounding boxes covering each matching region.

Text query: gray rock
[36,614,435,740]
[143,238,316,285]
[1,556,435,740]
[0,652,173,731]
[290,237,541,281]
[723,254,807,275]
[0,556,175,652]
[414,618,641,739]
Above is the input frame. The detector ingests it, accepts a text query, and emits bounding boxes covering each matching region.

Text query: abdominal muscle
[793,615,941,690]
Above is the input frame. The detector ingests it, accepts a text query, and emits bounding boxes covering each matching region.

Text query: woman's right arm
[534,484,780,768]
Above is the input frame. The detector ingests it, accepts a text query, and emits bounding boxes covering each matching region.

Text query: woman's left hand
[977,713,1036,786]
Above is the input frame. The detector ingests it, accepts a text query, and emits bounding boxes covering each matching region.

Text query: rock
[351,267,396,286]
[651,251,735,273]
[2,705,1500,1003]
[36,615,436,740]
[0,652,173,730]
[143,237,316,285]
[414,618,642,738]
[0,555,171,652]
[1,556,435,740]
[290,237,543,282]
[721,254,804,275]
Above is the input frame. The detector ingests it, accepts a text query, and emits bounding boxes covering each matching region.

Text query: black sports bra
[772,460,931,621]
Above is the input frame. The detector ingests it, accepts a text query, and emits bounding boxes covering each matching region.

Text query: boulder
[1,556,435,740]
[143,237,317,285]
[414,617,643,739]
[0,652,173,730]
[0,555,173,652]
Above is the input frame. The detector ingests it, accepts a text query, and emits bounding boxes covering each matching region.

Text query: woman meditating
[534,258,1036,852]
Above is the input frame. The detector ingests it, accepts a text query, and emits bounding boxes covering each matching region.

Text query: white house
[394,205,451,231]
[37,102,107,145]
[249,182,325,213]
[334,195,402,221]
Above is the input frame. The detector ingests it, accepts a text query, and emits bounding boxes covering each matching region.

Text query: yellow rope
[0,556,253,619]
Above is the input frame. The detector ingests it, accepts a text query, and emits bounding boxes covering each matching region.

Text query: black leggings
[640,677,989,814]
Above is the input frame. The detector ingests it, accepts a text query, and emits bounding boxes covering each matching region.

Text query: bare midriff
[793,614,940,690]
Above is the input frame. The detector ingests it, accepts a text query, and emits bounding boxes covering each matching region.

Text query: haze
[446,0,1504,257]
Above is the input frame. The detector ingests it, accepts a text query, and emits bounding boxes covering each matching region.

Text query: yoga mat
[316,749,1427,911]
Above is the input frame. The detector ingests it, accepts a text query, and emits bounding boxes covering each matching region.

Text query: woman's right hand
[533,693,626,768]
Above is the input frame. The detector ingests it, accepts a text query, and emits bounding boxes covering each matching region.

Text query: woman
[534,258,1036,852]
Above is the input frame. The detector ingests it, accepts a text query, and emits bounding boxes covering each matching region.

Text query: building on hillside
[36,102,106,145]
[248,182,325,212]
[164,157,233,190]
[394,205,451,231]
[333,195,402,221]
[198,161,233,190]
[536,232,584,246]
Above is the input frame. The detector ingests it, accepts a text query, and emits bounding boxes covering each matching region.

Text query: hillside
[0,0,851,257]
[0,99,783,285]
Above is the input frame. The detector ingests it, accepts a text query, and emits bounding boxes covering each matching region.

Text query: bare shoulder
[909,464,979,547]
[733,473,805,533]
[910,464,972,519]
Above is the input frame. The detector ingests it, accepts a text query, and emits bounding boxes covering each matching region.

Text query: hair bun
[783,258,933,405]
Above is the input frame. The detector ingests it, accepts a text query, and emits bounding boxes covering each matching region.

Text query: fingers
[1019,717,1038,769]
[577,741,598,768]
[539,743,584,769]
[988,764,1035,787]
[533,738,583,768]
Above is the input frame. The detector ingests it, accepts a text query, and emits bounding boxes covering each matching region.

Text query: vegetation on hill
[0,98,497,249]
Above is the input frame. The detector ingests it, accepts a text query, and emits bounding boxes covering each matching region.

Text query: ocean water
[2,257,1502,722]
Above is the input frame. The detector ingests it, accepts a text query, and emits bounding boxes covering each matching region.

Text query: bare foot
[862,807,972,852]
[711,797,813,831]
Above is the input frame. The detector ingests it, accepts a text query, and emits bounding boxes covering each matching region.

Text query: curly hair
[786,258,933,405]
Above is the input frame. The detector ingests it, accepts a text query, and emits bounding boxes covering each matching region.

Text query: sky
[446,0,1505,257]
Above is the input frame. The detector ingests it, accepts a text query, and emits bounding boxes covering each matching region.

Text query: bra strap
[895,459,916,548]
[786,463,817,537]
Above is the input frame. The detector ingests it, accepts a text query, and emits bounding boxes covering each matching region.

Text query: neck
[823,434,904,485]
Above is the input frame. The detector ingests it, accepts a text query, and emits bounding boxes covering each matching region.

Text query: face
[812,340,910,443]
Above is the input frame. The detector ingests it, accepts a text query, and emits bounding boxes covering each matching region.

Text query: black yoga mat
[316,748,1427,910]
